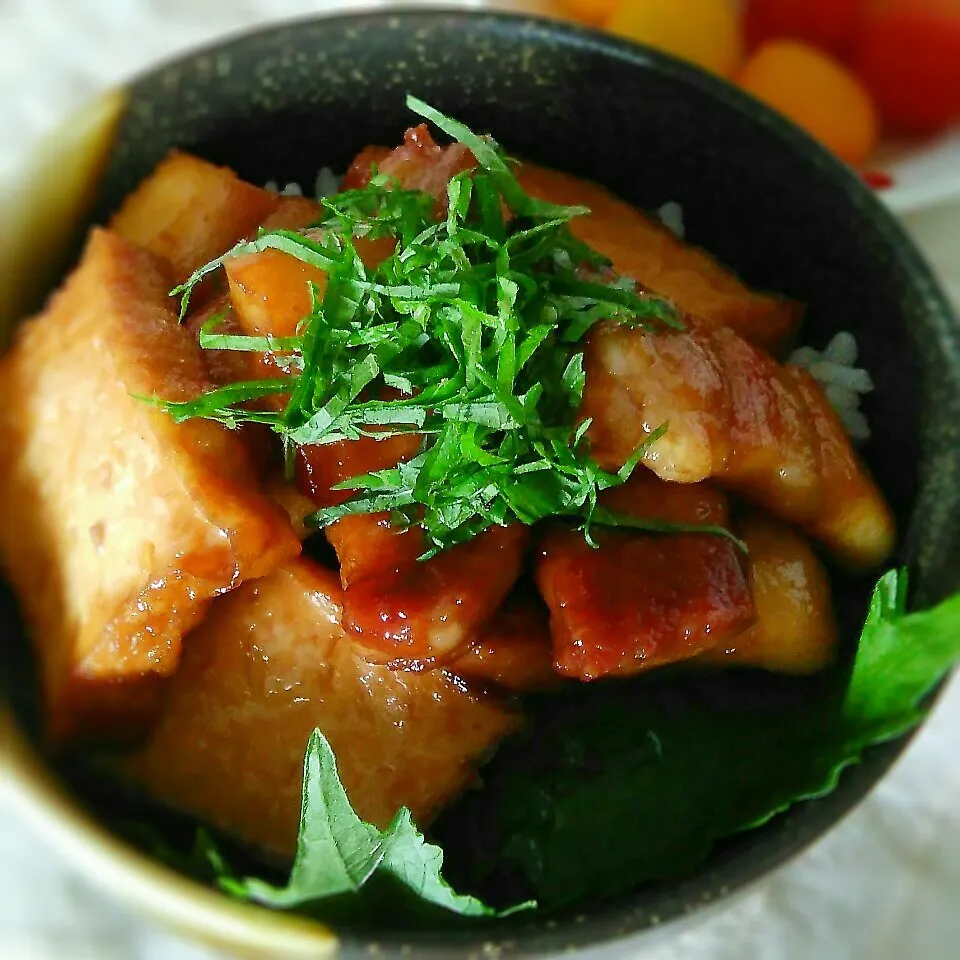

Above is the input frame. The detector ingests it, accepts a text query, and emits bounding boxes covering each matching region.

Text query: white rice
[315,167,341,199]
[264,167,340,199]
[789,331,872,443]
[657,201,685,239]
[263,180,303,197]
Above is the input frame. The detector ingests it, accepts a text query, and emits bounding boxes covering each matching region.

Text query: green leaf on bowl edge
[205,729,534,922]
[458,569,960,911]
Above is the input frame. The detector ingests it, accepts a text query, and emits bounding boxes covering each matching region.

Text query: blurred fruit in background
[605,0,742,78]
[560,0,619,25]
[853,0,960,137]
[552,0,959,169]
[737,40,878,165]
[744,0,862,57]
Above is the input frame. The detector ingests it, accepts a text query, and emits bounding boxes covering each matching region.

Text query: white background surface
[1,2,959,958]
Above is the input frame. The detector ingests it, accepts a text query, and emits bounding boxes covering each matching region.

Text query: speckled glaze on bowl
[2,9,960,958]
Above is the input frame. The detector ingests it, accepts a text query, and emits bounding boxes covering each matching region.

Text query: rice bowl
[1,10,959,957]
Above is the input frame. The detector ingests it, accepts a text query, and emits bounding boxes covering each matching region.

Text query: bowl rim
[0,713,340,957]
[2,6,959,959]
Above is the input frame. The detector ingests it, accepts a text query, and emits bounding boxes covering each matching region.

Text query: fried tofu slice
[110,151,278,282]
[700,513,838,674]
[123,558,521,859]
[0,229,300,742]
[516,163,802,355]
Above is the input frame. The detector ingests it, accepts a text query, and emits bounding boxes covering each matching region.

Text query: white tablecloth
[1,2,959,958]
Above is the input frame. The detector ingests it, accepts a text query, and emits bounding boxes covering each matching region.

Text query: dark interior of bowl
[4,9,960,958]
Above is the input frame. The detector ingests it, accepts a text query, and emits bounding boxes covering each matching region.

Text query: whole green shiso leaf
[207,729,533,922]
[454,569,960,910]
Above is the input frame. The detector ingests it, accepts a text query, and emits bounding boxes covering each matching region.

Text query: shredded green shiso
[147,96,743,558]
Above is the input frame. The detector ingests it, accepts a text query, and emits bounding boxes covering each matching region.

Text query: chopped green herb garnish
[153,96,687,555]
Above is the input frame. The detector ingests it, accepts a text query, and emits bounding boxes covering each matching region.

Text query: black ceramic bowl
[2,8,959,958]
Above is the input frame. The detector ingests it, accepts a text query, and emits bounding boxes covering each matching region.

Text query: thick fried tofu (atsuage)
[123,559,521,859]
[0,229,300,741]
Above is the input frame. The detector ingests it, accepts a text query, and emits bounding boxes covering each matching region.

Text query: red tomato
[853,0,960,136]
[744,0,862,57]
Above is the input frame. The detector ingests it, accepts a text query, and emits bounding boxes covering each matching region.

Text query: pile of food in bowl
[1,93,959,926]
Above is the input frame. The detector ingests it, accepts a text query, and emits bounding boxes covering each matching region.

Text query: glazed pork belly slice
[257,195,324,232]
[785,366,895,571]
[268,465,548,686]
[271,462,554,690]
[224,236,395,340]
[342,125,474,199]
[700,513,838,675]
[180,195,329,383]
[264,474,321,540]
[580,318,895,570]
[327,513,530,664]
[0,230,300,742]
[186,221,404,490]
[122,558,521,861]
[184,295,264,387]
[182,196,398,484]
[225,246,327,339]
[515,163,802,355]
[343,127,801,354]
[535,475,755,681]
[110,151,279,284]
[217,224,394,403]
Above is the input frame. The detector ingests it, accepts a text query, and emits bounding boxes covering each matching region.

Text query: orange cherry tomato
[853,0,960,136]
[560,0,619,24]
[606,0,743,78]
[743,0,863,57]
[737,40,880,166]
